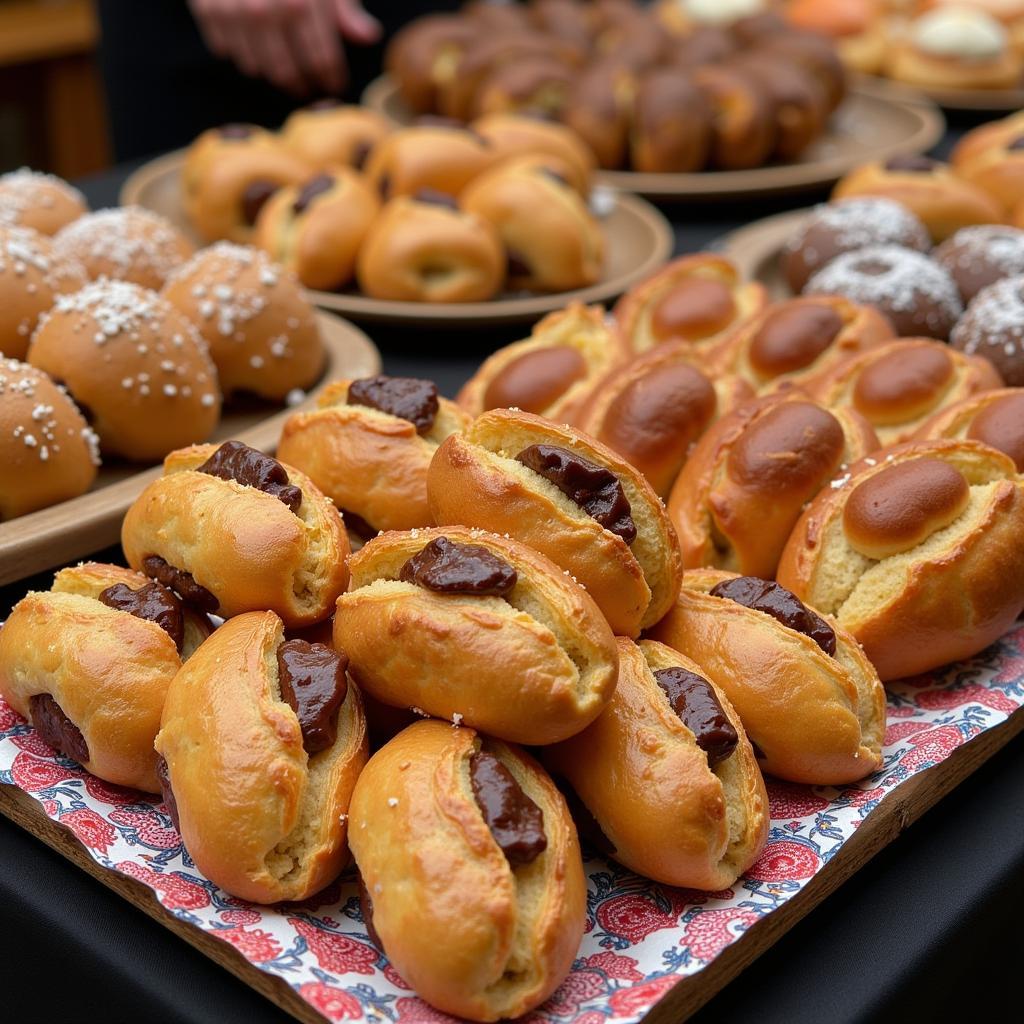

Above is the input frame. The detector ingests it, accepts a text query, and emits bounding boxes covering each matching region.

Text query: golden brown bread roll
[648,568,886,784]
[0,167,87,236]
[277,375,471,536]
[122,440,350,626]
[348,720,585,1022]
[629,68,712,173]
[912,388,1024,470]
[692,65,776,171]
[545,637,768,890]
[561,59,635,171]
[155,610,368,903]
[385,15,482,114]
[334,526,618,744]
[777,440,1024,681]
[427,408,682,636]
[280,102,391,171]
[951,110,1024,216]
[0,562,211,791]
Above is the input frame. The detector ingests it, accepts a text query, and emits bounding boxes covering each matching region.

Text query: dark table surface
[3,117,1023,1023]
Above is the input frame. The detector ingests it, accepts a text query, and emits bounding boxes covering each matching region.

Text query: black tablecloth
[3,124,1024,1023]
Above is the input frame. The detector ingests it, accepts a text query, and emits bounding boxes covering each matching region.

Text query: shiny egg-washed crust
[155,611,368,903]
[545,637,768,890]
[457,303,628,421]
[613,253,768,355]
[121,444,350,627]
[810,338,1003,447]
[952,128,1024,217]
[280,104,392,172]
[334,525,618,745]
[777,440,1024,682]
[277,379,471,533]
[912,388,1024,470]
[0,562,212,792]
[348,721,585,1022]
[427,409,682,637]
[648,568,886,785]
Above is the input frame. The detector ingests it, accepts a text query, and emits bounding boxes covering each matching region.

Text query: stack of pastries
[4,239,1024,1020]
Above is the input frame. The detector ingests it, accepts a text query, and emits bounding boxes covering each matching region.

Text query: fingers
[288,0,346,95]
[332,0,382,45]
[187,0,232,58]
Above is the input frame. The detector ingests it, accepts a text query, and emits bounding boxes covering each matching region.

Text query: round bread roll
[473,56,577,120]
[912,388,1024,471]
[934,225,1024,304]
[950,114,1024,216]
[280,102,391,171]
[29,279,221,461]
[0,168,87,236]
[951,274,1024,386]
[0,359,99,519]
[385,15,482,114]
[630,68,713,172]
[561,59,635,171]
[692,64,776,170]
[755,29,847,112]
[950,108,1024,171]
[778,440,1024,681]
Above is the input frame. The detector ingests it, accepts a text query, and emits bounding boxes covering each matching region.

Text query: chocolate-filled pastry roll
[277,375,471,536]
[649,569,886,785]
[0,562,211,792]
[122,440,349,626]
[334,526,618,744]
[280,102,391,172]
[427,409,682,636]
[546,638,768,890]
[668,392,880,579]
[913,388,1024,471]
[155,611,368,903]
[349,721,585,1022]
[778,440,1024,681]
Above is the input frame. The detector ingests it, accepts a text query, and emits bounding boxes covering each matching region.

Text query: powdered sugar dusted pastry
[0,168,87,236]
[934,225,1024,304]
[951,274,1024,386]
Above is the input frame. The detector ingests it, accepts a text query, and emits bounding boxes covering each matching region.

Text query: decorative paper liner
[2,626,1023,1024]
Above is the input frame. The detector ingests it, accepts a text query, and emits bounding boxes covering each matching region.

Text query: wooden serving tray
[0,312,380,586]
[852,71,1024,114]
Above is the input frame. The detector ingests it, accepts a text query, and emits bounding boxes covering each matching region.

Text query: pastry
[786,0,890,75]
[253,169,380,292]
[950,275,1024,385]
[280,102,391,172]
[912,387,1024,470]
[348,720,585,1022]
[0,359,99,519]
[427,408,683,637]
[668,391,879,578]
[777,439,1024,680]
[121,440,350,626]
[155,610,368,902]
[28,279,221,462]
[951,110,1024,214]
[934,225,1024,303]
[649,568,886,784]
[335,526,618,743]
[0,168,87,236]
[755,29,847,112]
[473,57,577,120]
[562,59,635,170]
[277,375,471,536]
[531,0,598,51]
[692,65,777,170]
[545,636,768,890]
[0,562,211,792]
[629,68,713,172]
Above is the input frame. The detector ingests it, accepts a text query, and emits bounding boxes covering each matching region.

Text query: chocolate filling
[1008,135,1024,151]
[142,555,219,613]
[339,509,377,541]
[219,123,254,139]
[413,188,459,211]
[652,667,738,768]
[884,154,937,173]
[506,250,532,278]
[241,179,279,225]
[516,444,636,543]
[709,576,836,655]
[400,536,518,596]
[469,750,547,866]
[29,693,89,764]
[347,376,439,434]
[197,440,302,513]
[99,581,184,652]
[357,871,384,949]
[155,754,180,831]
[378,173,390,200]
[351,140,372,170]
[293,174,335,214]
[276,640,348,754]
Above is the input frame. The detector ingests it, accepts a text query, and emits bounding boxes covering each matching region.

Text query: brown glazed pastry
[666,25,739,67]
[356,194,504,303]
[951,111,1024,216]
[755,30,847,113]
[831,157,1003,243]
[812,337,1003,446]
[594,8,668,69]
[691,65,776,171]
[0,562,211,791]
[162,242,323,401]
[253,169,380,292]
[545,637,768,890]
[614,253,768,355]
[334,526,618,744]
[649,568,885,784]
[778,440,1024,681]
[280,102,391,171]
[781,197,931,295]
[52,207,194,291]
[668,391,879,578]
[473,57,577,120]
[531,0,598,51]
[427,408,683,637]
[573,340,754,498]
[912,388,1024,471]
[461,156,604,292]
[348,720,585,1022]
[0,168,87,235]
[934,225,1024,304]
[458,302,627,420]
[630,69,712,173]
[277,375,471,535]
[122,441,350,626]
[0,225,85,360]
[385,15,481,114]
[804,245,963,341]
[951,275,1024,386]
[716,295,894,394]
[156,610,368,903]
[29,280,221,462]
[562,59,636,171]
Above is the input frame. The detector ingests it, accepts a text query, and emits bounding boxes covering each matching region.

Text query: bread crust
[912,388,1024,470]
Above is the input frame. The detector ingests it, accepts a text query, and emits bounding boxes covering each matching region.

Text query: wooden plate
[361,74,946,201]
[0,312,380,586]
[120,153,674,326]
[852,71,1024,114]
[717,207,817,301]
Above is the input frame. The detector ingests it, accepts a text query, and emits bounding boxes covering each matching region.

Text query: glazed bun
[951,275,1024,386]
[692,65,776,171]
[280,102,391,171]
[0,168,87,235]
[913,388,1024,471]
[630,68,713,172]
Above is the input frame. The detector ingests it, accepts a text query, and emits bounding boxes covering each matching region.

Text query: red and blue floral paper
[2,626,1022,1024]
